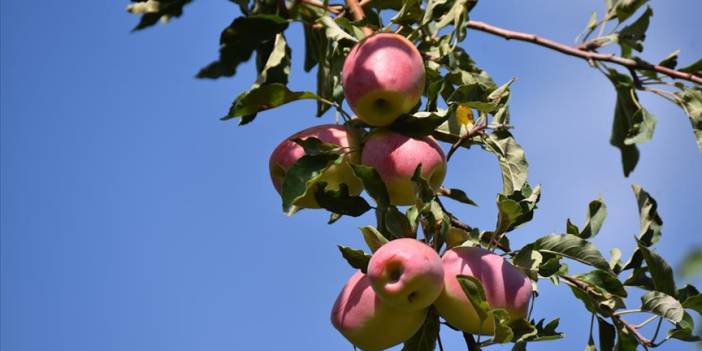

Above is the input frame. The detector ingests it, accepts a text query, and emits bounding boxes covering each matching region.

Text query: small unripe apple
[269,124,362,208]
[331,271,427,351]
[342,33,426,127]
[361,130,447,205]
[367,238,444,311]
[433,246,532,335]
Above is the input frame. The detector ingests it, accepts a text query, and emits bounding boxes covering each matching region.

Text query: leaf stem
[613,309,642,316]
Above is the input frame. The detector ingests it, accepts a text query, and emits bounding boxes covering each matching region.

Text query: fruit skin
[342,33,425,127]
[433,246,532,335]
[367,238,444,311]
[361,130,447,205]
[269,124,362,208]
[331,271,427,351]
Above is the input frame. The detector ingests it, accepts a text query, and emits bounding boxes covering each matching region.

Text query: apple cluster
[268,33,531,350]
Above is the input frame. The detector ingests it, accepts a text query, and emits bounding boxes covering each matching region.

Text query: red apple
[361,130,447,205]
[331,271,427,351]
[433,246,532,335]
[269,124,362,208]
[367,238,444,311]
[342,33,426,127]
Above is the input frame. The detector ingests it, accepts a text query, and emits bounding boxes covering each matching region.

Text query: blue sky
[1,1,701,350]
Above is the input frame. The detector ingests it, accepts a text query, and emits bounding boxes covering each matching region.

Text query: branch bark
[465,20,702,85]
[344,0,373,36]
[463,333,482,351]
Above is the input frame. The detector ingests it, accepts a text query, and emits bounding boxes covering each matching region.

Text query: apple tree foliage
[126,0,702,349]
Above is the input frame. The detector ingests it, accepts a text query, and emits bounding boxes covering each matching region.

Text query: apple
[269,124,362,208]
[331,271,427,351]
[433,246,532,335]
[366,238,444,311]
[361,130,447,205]
[342,32,426,127]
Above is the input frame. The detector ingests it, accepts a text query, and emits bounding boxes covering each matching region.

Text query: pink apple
[331,271,427,351]
[433,246,532,335]
[367,238,444,311]
[361,130,447,205]
[342,33,426,127]
[269,124,362,208]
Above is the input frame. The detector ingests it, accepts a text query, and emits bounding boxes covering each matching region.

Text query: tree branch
[465,20,702,85]
[463,333,482,351]
[344,0,373,36]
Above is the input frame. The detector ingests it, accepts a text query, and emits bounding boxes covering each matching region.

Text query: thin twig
[465,20,702,85]
[344,0,373,36]
[463,332,482,351]
[446,121,488,162]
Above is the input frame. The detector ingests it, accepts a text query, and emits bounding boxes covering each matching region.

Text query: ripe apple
[433,246,532,335]
[331,271,427,351]
[269,124,362,208]
[366,238,444,311]
[342,32,426,127]
[361,130,447,205]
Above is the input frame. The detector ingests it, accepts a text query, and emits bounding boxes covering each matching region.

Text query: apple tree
[125,0,702,350]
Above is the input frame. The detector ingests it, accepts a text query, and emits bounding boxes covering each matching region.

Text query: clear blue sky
[1,1,700,350]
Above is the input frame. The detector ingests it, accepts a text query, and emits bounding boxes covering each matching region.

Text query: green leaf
[313,183,371,217]
[632,184,663,247]
[609,0,649,23]
[127,0,192,31]
[616,6,652,55]
[674,86,702,153]
[566,219,580,235]
[659,49,679,69]
[390,111,450,138]
[360,226,389,252]
[615,323,638,351]
[579,197,608,239]
[513,245,543,280]
[292,137,339,156]
[350,164,390,207]
[509,318,537,343]
[598,317,616,351]
[495,185,541,234]
[533,234,611,271]
[531,318,564,342]
[253,33,291,88]
[677,284,700,303]
[302,24,321,72]
[280,153,340,213]
[638,245,676,296]
[682,294,702,315]
[315,35,346,116]
[679,248,702,278]
[384,206,413,238]
[317,15,357,44]
[492,308,514,343]
[606,70,657,176]
[587,11,598,30]
[577,270,628,298]
[197,15,289,79]
[441,187,478,206]
[679,58,702,76]
[483,131,529,194]
[641,290,684,324]
[401,309,440,351]
[337,245,371,273]
[456,275,490,323]
[411,165,435,206]
[434,0,477,42]
[391,0,423,25]
[224,84,319,123]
